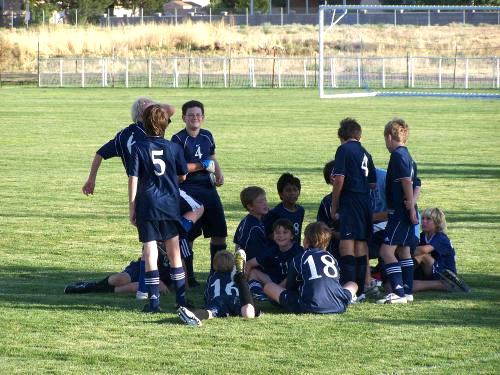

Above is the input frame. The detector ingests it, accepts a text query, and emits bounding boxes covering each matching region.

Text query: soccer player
[317,159,340,257]
[233,186,270,261]
[64,243,173,295]
[177,250,256,326]
[412,208,470,293]
[377,118,419,304]
[245,219,302,300]
[171,100,228,271]
[263,222,358,314]
[128,104,188,312]
[263,173,305,246]
[81,97,204,292]
[330,118,376,300]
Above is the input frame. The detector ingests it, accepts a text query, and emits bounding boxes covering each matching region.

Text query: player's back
[204,271,239,304]
[290,248,349,313]
[129,137,186,221]
[334,140,375,194]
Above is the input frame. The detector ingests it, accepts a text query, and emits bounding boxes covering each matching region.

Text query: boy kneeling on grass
[263,221,358,314]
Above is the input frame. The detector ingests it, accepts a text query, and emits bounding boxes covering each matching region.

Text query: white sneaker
[376,293,407,304]
[351,293,366,304]
[405,294,414,302]
[178,306,202,327]
[136,291,148,300]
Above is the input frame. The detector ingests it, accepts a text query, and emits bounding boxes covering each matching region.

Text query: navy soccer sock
[94,276,114,292]
[210,243,227,271]
[170,266,186,306]
[138,260,147,295]
[234,272,254,307]
[145,270,160,311]
[355,256,368,296]
[384,262,405,297]
[339,255,356,285]
[400,258,414,295]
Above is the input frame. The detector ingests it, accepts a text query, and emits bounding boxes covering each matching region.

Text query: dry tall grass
[1,22,499,72]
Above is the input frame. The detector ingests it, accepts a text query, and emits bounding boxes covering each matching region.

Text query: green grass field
[0,87,499,374]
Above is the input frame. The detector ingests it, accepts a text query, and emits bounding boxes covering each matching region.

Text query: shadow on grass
[0,265,498,328]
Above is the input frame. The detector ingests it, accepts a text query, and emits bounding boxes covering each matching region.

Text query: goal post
[318,4,500,99]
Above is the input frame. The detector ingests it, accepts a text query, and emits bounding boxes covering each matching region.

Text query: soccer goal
[318,5,500,99]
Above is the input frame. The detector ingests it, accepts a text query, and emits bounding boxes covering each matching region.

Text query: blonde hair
[384,118,409,144]
[303,222,332,250]
[421,207,447,233]
[213,250,235,273]
[130,96,154,123]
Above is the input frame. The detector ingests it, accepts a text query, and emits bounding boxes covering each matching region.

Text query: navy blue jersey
[204,271,241,317]
[263,203,305,245]
[233,214,269,260]
[287,248,348,313]
[256,242,303,282]
[97,122,147,175]
[333,140,376,194]
[129,137,187,221]
[317,193,340,257]
[419,232,456,274]
[171,128,215,186]
[385,146,418,216]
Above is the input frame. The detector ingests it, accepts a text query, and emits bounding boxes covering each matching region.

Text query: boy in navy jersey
[377,118,419,304]
[317,160,340,258]
[233,186,270,261]
[263,173,305,245]
[128,105,188,312]
[331,118,376,300]
[64,243,172,295]
[171,100,228,271]
[413,208,469,293]
[245,219,302,299]
[263,222,358,314]
[177,250,256,326]
[81,97,204,293]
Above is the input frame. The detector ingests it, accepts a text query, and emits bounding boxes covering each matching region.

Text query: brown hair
[143,104,169,137]
[338,118,362,141]
[240,186,266,211]
[384,118,409,144]
[213,250,235,273]
[304,222,332,250]
[272,218,295,239]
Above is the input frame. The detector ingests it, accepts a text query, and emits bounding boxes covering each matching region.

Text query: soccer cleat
[64,281,96,294]
[136,291,149,300]
[376,293,407,304]
[439,269,471,292]
[405,294,414,302]
[234,249,246,273]
[365,279,382,297]
[351,293,366,304]
[178,306,202,327]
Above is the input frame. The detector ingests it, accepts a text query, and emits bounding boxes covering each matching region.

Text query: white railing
[38,56,500,90]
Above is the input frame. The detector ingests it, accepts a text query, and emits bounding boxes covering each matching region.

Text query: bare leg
[263,282,285,303]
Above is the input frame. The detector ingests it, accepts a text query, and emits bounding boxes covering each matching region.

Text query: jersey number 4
[304,254,339,280]
[151,150,166,176]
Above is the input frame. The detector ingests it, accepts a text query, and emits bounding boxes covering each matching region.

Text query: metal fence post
[465,58,469,89]
[277,58,282,88]
[125,58,129,88]
[411,57,415,88]
[438,58,442,88]
[199,58,203,88]
[59,58,63,87]
[357,57,361,88]
[382,57,385,88]
[281,7,283,26]
[331,57,336,88]
[81,58,85,88]
[223,58,227,88]
[148,58,152,88]
[427,9,430,26]
[496,58,499,89]
[394,9,397,26]
[356,10,359,25]
[463,10,466,25]
[303,58,307,88]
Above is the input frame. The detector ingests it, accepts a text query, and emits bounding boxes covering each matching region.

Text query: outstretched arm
[82,154,103,196]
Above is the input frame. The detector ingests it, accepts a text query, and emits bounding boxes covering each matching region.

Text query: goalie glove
[200,159,215,173]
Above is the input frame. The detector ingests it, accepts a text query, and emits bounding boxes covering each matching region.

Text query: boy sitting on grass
[263,222,358,314]
[177,250,256,326]
[413,207,470,293]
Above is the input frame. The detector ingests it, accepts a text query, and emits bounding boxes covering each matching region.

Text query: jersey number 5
[151,150,166,176]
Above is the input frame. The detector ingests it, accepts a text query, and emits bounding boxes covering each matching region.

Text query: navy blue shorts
[279,288,352,314]
[339,193,372,241]
[368,230,385,259]
[181,184,227,241]
[383,212,415,247]
[206,296,241,318]
[137,219,179,243]
[122,259,141,282]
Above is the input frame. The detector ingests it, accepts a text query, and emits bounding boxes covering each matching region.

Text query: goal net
[318,5,500,99]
